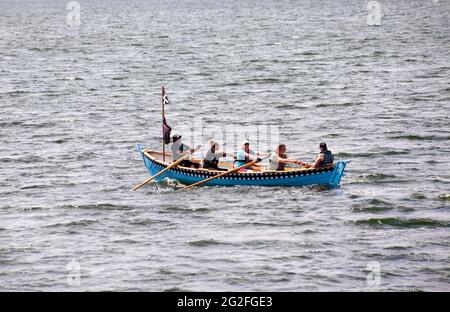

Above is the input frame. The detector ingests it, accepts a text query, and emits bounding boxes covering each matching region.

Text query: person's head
[210,140,219,151]
[242,139,250,151]
[172,134,182,143]
[277,144,286,155]
[319,142,327,152]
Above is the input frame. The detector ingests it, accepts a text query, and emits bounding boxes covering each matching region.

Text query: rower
[171,134,200,168]
[266,144,303,171]
[235,139,263,171]
[203,140,227,171]
[312,142,334,168]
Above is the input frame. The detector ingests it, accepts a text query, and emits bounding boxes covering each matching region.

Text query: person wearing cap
[171,134,200,168]
[312,142,334,168]
[203,140,227,171]
[266,144,303,171]
[234,139,263,171]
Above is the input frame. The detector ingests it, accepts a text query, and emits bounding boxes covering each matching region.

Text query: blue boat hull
[137,144,348,188]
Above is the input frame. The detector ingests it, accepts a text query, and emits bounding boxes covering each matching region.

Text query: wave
[127,218,172,226]
[349,173,414,185]
[164,287,190,292]
[335,149,410,158]
[274,104,302,109]
[0,157,16,163]
[222,82,241,86]
[58,203,133,210]
[20,184,52,190]
[0,121,23,127]
[410,193,427,200]
[315,102,356,108]
[294,50,318,56]
[187,239,225,247]
[438,194,450,201]
[390,135,450,141]
[44,219,97,228]
[353,218,450,228]
[335,152,374,158]
[363,173,399,181]
[352,198,394,213]
[384,245,412,250]
[236,220,313,227]
[249,78,283,84]
[53,138,68,144]
[1,121,56,129]
[111,238,139,244]
[61,77,83,81]
[352,206,394,213]
[162,206,210,212]
[382,150,411,156]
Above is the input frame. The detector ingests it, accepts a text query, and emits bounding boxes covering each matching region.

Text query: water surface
[0,0,449,291]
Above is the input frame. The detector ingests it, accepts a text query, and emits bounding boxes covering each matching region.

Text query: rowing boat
[137,144,349,188]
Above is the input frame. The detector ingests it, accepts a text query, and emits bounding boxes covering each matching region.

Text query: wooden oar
[179,159,260,191]
[132,145,201,191]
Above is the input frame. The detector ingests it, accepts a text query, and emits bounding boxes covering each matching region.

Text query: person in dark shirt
[312,142,334,168]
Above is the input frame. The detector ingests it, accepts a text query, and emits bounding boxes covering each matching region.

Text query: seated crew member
[266,144,303,171]
[312,142,334,168]
[235,139,263,171]
[203,140,227,171]
[171,134,200,168]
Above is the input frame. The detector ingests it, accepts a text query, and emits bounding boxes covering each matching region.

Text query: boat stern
[328,160,350,188]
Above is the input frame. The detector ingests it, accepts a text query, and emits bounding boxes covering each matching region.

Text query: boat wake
[152,177,186,191]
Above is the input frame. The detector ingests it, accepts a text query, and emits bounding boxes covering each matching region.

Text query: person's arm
[312,154,324,169]
[179,144,194,156]
[255,151,269,157]
[278,157,303,166]
[249,150,267,162]
[243,151,258,160]
[214,150,226,158]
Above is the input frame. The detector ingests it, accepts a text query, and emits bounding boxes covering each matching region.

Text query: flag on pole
[163,92,170,106]
[162,87,172,144]
[163,116,172,144]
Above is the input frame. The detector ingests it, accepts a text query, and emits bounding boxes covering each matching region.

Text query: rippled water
[1,0,449,291]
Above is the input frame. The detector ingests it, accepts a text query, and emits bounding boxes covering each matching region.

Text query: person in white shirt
[266,144,303,171]
[170,134,200,168]
[203,140,227,170]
